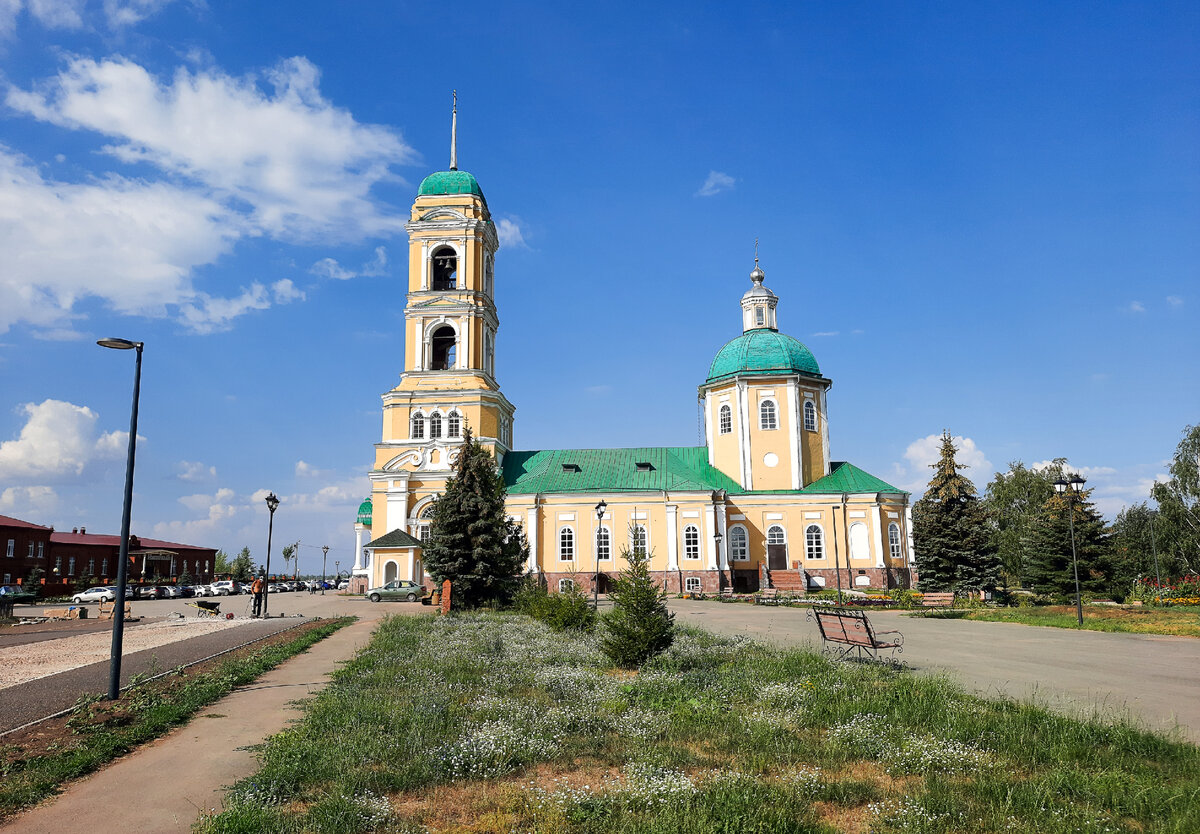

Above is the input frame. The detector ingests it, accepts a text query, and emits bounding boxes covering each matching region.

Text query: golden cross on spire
[754,237,759,267]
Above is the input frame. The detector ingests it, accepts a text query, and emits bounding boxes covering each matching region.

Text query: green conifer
[600,541,674,669]
[423,428,528,608]
[912,431,1002,592]
[1026,487,1111,597]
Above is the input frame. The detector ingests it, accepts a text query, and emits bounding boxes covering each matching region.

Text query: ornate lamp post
[335,560,340,587]
[322,545,329,594]
[262,493,280,618]
[1053,474,1087,626]
[714,530,724,590]
[97,337,143,701]
[593,500,607,610]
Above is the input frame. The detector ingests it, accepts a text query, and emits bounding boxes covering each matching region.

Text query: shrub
[887,588,920,609]
[601,545,674,669]
[511,574,595,632]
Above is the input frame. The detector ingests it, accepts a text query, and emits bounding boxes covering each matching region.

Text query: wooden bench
[808,607,904,664]
[920,592,956,608]
[719,587,736,602]
[98,600,134,621]
[756,588,782,606]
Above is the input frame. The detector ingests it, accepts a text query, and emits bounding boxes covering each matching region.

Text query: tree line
[912,425,1199,601]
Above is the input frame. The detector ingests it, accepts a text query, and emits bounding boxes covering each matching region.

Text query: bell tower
[368,95,516,555]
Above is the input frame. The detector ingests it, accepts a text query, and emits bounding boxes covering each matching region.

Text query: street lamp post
[322,545,329,595]
[593,501,606,610]
[97,337,143,701]
[335,560,340,587]
[262,493,279,618]
[1053,474,1087,626]
[714,530,724,591]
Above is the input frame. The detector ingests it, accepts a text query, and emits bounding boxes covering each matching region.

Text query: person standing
[251,573,265,617]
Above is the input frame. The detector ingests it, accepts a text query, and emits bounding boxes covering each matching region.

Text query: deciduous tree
[984,460,1061,587]
[1150,424,1200,576]
[423,428,528,608]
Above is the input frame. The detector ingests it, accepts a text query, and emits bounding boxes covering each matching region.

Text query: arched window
[429,412,443,439]
[684,577,702,592]
[559,527,575,561]
[719,404,732,435]
[767,525,786,546]
[683,525,700,560]
[849,522,869,560]
[596,526,611,560]
[411,412,425,440]
[631,525,647,556]
[888,523,903,561]
[484,253,494,297]
[805,525,824,560]
[755,306,765,326]
[484,331,494,376]
[430,326,456,370]
[431,246,457,290]
[447,410,461,438]
[804,400,817,432]
[760,399,777,430]
[418,505,434,542]
[728,525,749,561]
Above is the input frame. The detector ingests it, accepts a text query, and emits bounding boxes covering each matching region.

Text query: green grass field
[956,604,1200,637]
[196,612,1200,833]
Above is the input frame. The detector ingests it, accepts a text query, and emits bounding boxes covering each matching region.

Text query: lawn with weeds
[0,617,354,821]
[196,612,1200,833]
[956,605,1200,637]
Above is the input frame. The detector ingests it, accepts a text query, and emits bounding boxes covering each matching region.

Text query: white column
[526,503,540,573]
[703,391,715,466]
[873,504,886,568]
[716,502,728,570]
[408,549,417,582]
[786,379,801,489]
[820,387,832,476]
[665,504,679,570]
[704,504,718,570]
[353,524,368,572]
[905,504,915,565]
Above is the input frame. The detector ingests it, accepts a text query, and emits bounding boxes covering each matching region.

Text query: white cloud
[1166,295,1183,307]
[156,486,241,541]
[1029,461,1117,478]
[496,218,527,248]
[102,0,177,28]
[295,460,320,477]
[309,245,387,281]
[0,485,58,517]
[0,399,127,483]
[271,278,306,304]
[8,56,413,239]
[893,433,993,493]
[695,170,735,197]
[811,331,839,338]
[26,0,84,29]
[1127,301,1146,313]
[1,56,413,334]
[176,460,217,482]
[0,0,21,36]
[0,0,178,34]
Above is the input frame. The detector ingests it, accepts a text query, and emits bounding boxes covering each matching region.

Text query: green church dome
[706,329,821,383]
[356,498,372,526]
[418,170,484,198]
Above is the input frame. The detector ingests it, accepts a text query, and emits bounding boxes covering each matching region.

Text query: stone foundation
[538,569,730,595]
[797,566,914,591]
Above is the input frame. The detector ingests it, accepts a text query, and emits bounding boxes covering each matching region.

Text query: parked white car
[72,587,116,603]
[212,580,240,596]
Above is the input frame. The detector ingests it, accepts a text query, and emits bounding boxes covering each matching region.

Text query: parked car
[192,584,211,597]
[0,585,37,604]
[175,585,196,598]
[72,587,116,603]
[212,580,240,596]
[336,579,349,590]
[366,580,424,603]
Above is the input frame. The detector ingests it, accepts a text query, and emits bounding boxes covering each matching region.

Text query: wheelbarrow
[188,599,222,618]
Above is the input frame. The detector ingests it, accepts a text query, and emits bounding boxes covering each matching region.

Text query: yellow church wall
[707,384,742,485]
[746,384,794,490]
[798,386,826,485]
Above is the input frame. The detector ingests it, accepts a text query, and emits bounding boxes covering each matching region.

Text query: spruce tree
[423,428,528,608]
[1026,487,1111,597]
[601,542,674,669]
[912,431,1002,592]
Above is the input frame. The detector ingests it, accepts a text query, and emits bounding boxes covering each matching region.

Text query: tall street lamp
[262,493,279,617]
[322,545,329,594]
[97,337,143,701]
[335,560,340,586]
[714,530,724,590]
[1053,474,1087,626]
[593,500,606,610]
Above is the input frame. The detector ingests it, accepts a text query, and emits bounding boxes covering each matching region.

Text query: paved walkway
[1,594,395,834]
[669,599,1200,743]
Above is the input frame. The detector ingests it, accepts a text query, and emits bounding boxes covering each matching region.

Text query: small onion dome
[356,497,372,527]
[706,329,820,383]
[418,170,484,199]
[750,265,766,284]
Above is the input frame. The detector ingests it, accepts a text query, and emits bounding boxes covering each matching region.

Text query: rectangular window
[102,558,108,576]
[2,573,9,585]
[68,557,76,576]
[88,558,95,576]
[685,577,701,592]
[28,542,34,558]
[755,306,764,325]
[683,526,700,560]
[5,539,12,558]
[37,542,44,559]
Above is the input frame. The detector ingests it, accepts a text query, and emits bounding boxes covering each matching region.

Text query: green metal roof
[799,462,907,495]
[364,528,423,549]
[356,498,372,526]
[502,448,903,497]
[417,170,484,199]
[706,329,821,383]
[503,447,742,495]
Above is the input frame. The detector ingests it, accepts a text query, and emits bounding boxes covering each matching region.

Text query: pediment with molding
[383,445,462,473]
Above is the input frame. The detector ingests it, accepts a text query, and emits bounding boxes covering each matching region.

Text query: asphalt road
[0,591,393,734]
[669,599,1200,743]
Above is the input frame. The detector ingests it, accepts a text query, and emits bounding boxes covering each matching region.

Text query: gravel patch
[0,617,249,689]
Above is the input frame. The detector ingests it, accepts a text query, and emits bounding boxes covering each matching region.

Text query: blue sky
[0,1,1196,574]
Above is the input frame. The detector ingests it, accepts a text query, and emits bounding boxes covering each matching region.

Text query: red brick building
[50,528,218,585]
[1,514,53,587]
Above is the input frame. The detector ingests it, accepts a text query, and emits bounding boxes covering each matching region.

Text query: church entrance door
[767,544,787,571]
